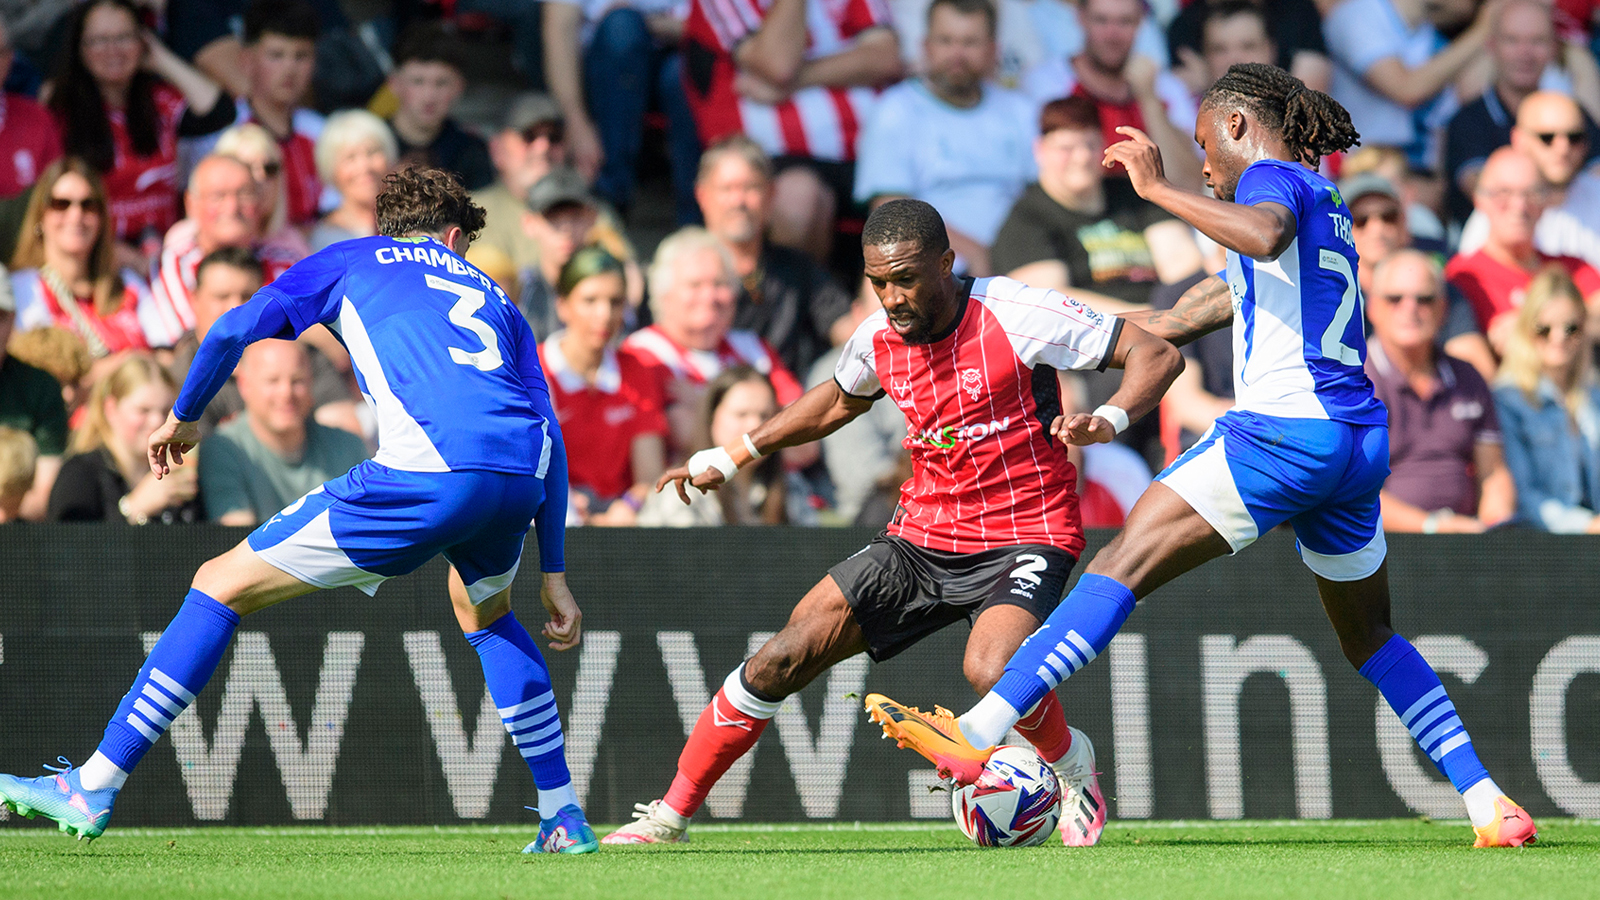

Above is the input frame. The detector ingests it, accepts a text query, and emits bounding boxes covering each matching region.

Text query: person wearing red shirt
[1446,147,1600,355]
[623,227,804,456]
[46,1,235,261]
[683,0,904,261]
[537,247,667,525]
[601,199,1181,847]
[0,19,61,199]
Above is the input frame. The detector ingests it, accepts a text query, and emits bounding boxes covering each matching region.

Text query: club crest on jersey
[960,368,983,402]
[890,378,915,409]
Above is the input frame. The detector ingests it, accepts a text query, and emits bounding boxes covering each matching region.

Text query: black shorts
[829,533,1078,662]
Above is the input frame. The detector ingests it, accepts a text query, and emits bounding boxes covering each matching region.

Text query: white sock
[1462,778,1505,828]
[77,752,129,792]
[537,782,580,821]
[959,693,1024,749]
[656,800,690,829]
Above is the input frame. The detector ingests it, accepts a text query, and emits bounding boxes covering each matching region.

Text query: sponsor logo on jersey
[960,368,983,402]
[909,417,1012,447]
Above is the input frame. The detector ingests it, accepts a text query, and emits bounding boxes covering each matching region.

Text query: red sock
[1013,691,1072,763]
[663,687,771,818]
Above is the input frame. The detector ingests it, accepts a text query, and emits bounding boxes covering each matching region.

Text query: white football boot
[600,800,690,845]
[1051,726,1107,847]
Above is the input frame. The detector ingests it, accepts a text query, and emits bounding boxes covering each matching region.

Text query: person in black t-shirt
[992,96,1204,312]
[385,24,494,192]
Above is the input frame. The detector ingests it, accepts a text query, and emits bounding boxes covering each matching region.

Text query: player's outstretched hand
[655,463,726,505]
[540,572,583,651]
[148,412,201,479]
[1051,413,1117,446]
[1103,126,1167,199]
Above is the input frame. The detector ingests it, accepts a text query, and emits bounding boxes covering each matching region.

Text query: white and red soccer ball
[950,746,1062,847]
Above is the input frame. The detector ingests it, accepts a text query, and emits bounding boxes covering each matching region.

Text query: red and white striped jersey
[144,219,300,347]
[684,0,892,161]
[833,276,1123,555]
[623,324,805,406]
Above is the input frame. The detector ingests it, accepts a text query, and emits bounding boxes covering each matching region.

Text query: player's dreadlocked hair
[376,167,488,242]
[861,198,950,256]
[1203,63,1361,167]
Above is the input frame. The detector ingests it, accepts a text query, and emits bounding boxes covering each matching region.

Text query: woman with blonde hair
[46,354,201,523]
[1492,265,1600,532]
[11,157,159,373]
[310,109,398,250]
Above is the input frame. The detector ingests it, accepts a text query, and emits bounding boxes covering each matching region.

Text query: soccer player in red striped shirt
[602,198,1181,847]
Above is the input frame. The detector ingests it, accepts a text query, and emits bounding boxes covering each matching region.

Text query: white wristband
[1091,404,1130,436]
[687,446,740,481]
[742,432,763,460]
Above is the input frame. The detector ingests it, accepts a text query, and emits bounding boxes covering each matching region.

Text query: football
[950,746,1063,847]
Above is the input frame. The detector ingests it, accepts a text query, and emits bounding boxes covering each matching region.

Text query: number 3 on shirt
[426,273,504,372]
[1317,249,1363,366]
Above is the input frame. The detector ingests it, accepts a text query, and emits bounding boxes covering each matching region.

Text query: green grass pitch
[1,820,1595,900]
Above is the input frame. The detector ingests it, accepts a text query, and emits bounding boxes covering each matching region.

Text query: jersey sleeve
[833,314,887,398]
[171,293,297,422]
[1234,162,1307,221]
[980,278,1122,372]
[510,321,568,573]
[254,245,351,334]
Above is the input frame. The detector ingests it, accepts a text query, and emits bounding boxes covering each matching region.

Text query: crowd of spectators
[5,0,1600,534]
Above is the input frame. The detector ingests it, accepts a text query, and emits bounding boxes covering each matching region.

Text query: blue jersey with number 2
[259,235,556,475]
[1226,160,1387,426]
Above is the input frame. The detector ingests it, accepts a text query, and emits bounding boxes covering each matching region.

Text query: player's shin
[82,589,242,791]
[662,664,780,820]
[463,612,577,820]
[963,574,1136,749]
[1359,634,1503,827]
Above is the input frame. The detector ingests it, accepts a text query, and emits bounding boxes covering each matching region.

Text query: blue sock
[991,573,1136,716]
[96,589,240,773]
[464,612,572,791]
[1360,634,1490,793]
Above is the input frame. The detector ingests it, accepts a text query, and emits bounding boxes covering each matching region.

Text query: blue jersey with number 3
[1226,160,1386,425]
[259,235,556,475]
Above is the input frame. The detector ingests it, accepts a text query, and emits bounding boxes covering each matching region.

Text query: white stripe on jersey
[737,98,787,158]
[333,297,450,472]
[1230,241,1324,419]
[789,88,846,161]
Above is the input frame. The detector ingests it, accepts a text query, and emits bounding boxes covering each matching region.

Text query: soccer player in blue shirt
[865,64,1537,848]
[0,168,601,854]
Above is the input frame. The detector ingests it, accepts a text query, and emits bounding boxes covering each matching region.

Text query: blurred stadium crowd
[3,0,1600,535]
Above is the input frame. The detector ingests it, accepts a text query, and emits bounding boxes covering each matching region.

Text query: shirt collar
[542,331,622,394]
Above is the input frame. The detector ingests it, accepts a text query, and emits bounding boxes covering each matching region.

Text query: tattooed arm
[1117,275,1233,348]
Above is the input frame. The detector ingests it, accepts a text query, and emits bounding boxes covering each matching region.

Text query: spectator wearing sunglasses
[1439,0,1600,225]
[1457,92,1600,269]
[1446,147,1600,357]
[470,95,574,292]
[9,158,158,371]
[1365,250,1515,534]
[1341,172,1495,381]
[1492,266,1600,532]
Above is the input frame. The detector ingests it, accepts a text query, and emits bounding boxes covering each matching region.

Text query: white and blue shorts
[247,460,547,604]
[1156,410,1390,582]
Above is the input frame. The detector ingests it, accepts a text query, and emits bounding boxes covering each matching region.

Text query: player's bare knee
[963,653,1006,694]
[191,557,245,610]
